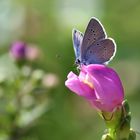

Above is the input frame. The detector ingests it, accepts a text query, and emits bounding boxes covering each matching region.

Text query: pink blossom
[65,64,124,112]
[10,41,26,60]
[10,41,40,61]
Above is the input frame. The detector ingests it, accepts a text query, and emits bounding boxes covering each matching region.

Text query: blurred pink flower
[42,73,59,88]
[65,64,124,112]
[10,41,40,61]
[10,41,26,60]
[26,44,41,61]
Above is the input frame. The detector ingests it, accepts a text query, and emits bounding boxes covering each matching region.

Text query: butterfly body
[72,17,116,66]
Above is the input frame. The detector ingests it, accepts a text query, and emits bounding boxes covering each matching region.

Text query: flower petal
[82,64,124,112]
[65,71,96,99]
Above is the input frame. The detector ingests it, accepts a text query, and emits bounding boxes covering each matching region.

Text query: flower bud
[10,41,41,62]
[10,41,26,60]
[26,44,40,61]
[42,73,59,88]
[129,129,136,140]
[65,64,124,112]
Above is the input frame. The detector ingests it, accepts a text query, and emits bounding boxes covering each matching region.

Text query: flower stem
[101,100,136,140]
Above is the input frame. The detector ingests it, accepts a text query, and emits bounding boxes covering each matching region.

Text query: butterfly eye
[97,43,99,45]
[75,59,81,64]
[77,59,80,62]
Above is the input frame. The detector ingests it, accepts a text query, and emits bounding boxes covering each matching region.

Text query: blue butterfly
[72,17,116,66]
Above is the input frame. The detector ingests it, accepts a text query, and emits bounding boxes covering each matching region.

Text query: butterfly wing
[81,17,106,60]
[72,29,83,61]
[84,38,116,64]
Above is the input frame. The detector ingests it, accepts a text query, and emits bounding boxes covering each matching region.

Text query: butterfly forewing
[81,18,106,59]
[72,29,83,59]
[84,38,116,64]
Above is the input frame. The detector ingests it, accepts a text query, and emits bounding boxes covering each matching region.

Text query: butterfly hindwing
[81,18,106,59]
[72,29,83,60]
[84,38,116,64]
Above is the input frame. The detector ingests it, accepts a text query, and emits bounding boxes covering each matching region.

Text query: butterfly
[72,17,116,66]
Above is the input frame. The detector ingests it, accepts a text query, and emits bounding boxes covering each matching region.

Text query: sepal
[101,134,113,140]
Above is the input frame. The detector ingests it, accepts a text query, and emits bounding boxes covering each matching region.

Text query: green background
[0,0,140,139]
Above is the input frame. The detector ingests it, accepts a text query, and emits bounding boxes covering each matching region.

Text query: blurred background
[0,0,140,140]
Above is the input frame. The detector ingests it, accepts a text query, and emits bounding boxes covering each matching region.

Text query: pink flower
[10,41,26,60]
[26,44,40,61]
[10,41,40,61]
[65,64,124,112]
